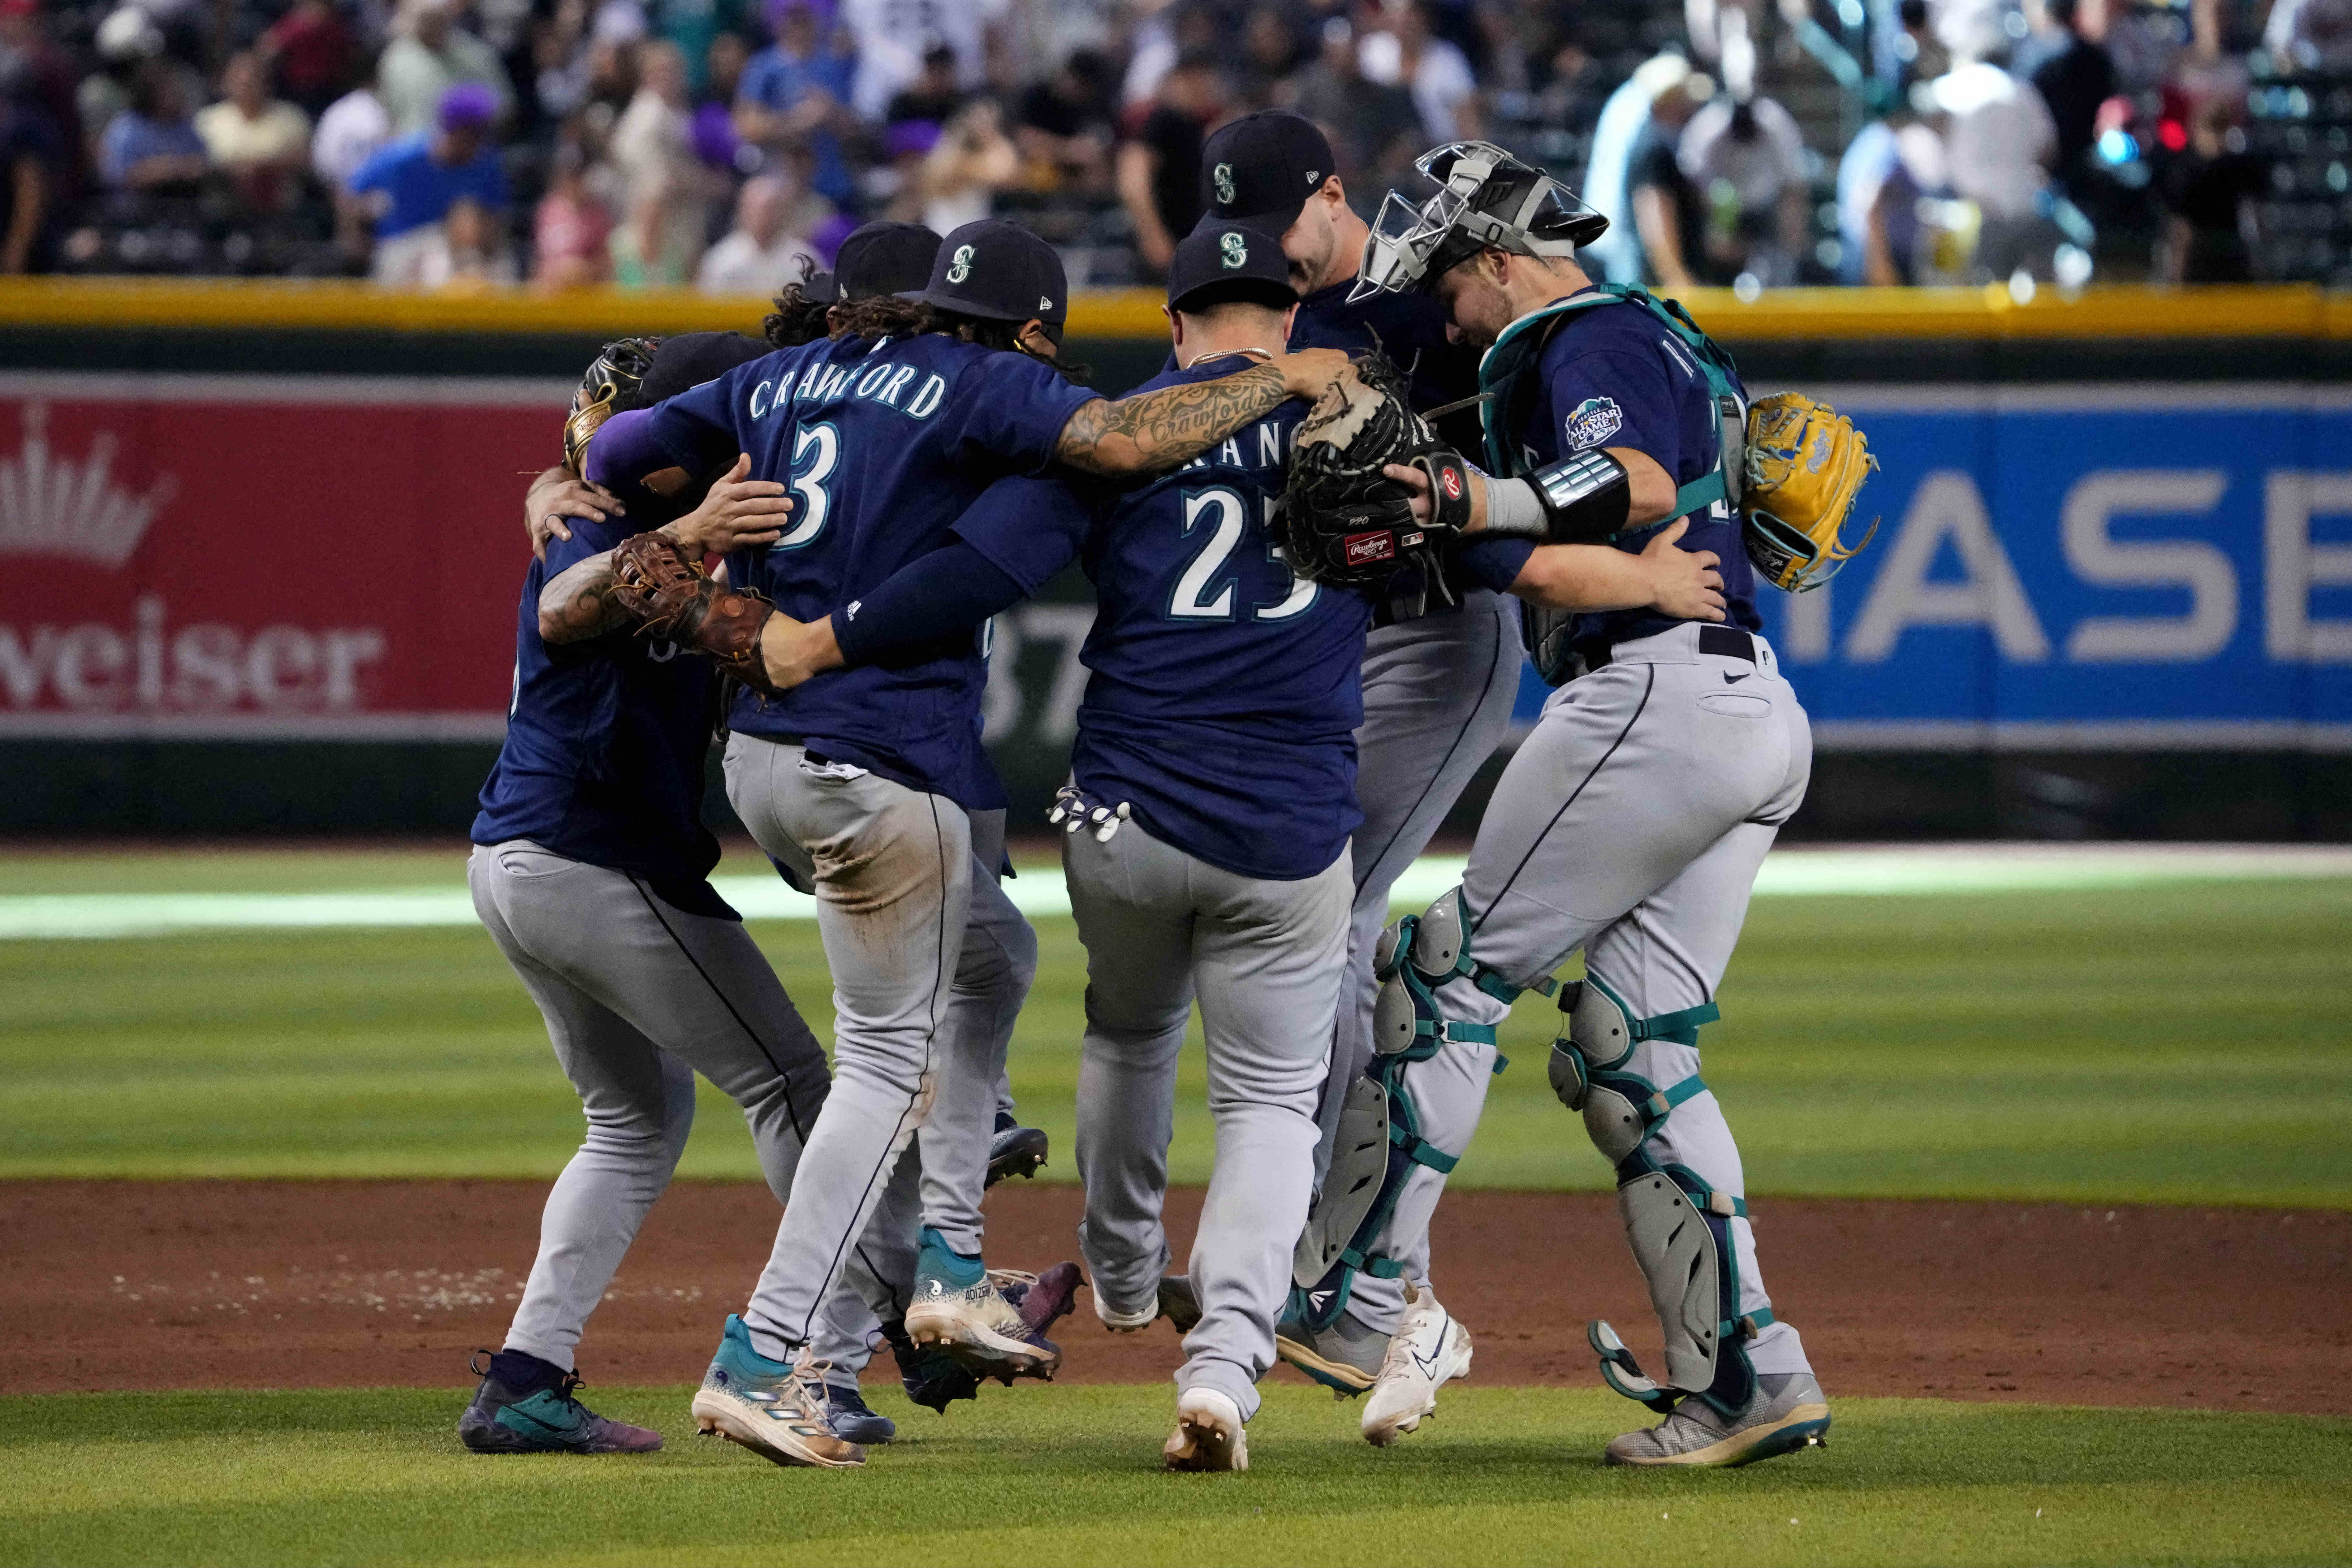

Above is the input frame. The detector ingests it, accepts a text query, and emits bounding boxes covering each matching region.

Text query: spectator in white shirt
[378,0,512,137]
[1358,0,1479,143]
[1678,92,1809,284]
[838,0,1010,123]
[695,173,818,293]
[196,50,311,212]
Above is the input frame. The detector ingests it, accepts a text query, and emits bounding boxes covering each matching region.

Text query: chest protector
[1478,287,1747,685]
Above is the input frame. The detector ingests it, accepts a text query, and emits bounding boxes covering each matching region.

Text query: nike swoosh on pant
[1724,673,1750,684]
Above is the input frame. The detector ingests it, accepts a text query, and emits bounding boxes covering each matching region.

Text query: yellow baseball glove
[1739,392,1879,593]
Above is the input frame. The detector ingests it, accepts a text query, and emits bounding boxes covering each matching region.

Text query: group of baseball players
[458,109,1872,1475]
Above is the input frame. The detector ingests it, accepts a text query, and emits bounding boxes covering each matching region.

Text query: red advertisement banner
[0,377,570,736]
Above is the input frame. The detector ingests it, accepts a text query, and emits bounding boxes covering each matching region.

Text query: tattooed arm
[535,456,788,643]
[1052,347,1353,476]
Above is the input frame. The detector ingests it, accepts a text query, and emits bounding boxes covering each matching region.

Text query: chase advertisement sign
[1515,383,2352,750]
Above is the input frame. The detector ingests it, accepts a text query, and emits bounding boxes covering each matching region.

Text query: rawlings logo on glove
[1279,352,1465,596]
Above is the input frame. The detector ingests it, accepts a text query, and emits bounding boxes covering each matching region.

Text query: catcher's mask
[1351,142,1608,302]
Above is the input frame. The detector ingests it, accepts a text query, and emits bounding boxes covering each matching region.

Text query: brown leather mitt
[610,532,780,694]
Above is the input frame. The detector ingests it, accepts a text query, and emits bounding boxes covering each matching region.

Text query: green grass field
[4,849,2348,1205]
[5,1384,2348,1568]
[5,844,2351,1566]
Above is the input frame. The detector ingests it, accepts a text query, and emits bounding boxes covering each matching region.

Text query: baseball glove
[609,532,780,694]
[1279,352,1472,593]
[563,336,663,473]
[1740,391,1879,592]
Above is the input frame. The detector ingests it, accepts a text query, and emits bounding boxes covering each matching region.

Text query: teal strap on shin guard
[1388,1118,1459,1173]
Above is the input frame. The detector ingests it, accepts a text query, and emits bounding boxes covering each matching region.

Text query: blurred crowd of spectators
[0,0,2342,287]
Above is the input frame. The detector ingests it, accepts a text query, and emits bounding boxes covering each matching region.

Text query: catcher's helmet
[1351,141,1608,302]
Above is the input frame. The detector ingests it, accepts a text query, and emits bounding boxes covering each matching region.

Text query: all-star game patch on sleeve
[1544,347,1682,475]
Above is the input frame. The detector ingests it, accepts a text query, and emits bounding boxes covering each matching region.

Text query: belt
[1698,625,1757,663]
[1587,625,1757,671]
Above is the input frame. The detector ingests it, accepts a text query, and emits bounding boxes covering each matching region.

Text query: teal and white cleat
[689,1314,865,1469]
[904,1228,1060,1380]
[1603,1371,1832,1467]
[457,1351,662,1454]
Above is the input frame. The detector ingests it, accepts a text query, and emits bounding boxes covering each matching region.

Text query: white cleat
[1163,1387,1249,1472]
[1361,1281,1472,1447]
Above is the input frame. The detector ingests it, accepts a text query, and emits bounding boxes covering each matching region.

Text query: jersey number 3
[775,421,838,550]
[1169,486,1316,623]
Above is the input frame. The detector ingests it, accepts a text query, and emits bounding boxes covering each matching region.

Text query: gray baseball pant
[724,733,1017,1360]
[469,841,903,1372]
[1066,819,1352,1419]
[1431,623,1816,1377]
[1317,589,1524,1335]
[806,807,1040,1374]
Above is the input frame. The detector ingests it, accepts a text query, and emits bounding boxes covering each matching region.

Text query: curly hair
[826,297,1091,385]
[762,257,833,348]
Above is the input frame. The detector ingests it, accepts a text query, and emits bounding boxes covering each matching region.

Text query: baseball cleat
[999,1260,1084,1338]
[1274,1289,1387,1396]
[1360,1282,1472,1446]
[887,1321,980,1413]
[986,1111,1050,1187]
[1158,1273,1203,1333]
[904,1229,1061,1380]
[688,1314,865,1469]
[1163,1387,1248,1472]
[820,1380,897,1445]
[1094,1271,1202,1333]
[1603,1371,1832,1467]
[457,1351,662,1454]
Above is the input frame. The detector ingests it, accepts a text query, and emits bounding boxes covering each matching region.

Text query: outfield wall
[1,279,2347,840]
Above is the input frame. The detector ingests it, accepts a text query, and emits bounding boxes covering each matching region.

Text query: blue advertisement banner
[1513,384,2352,750]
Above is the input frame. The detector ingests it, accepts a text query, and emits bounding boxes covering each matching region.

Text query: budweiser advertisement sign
[0,377,569,737]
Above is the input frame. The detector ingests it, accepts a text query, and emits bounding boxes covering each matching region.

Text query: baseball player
[579,218,1352,1468]
[461,330,923,1456]
[1180,111,1529,1415]
[1338,140,1873,1465]
[737,222,1725,1470]
[526,223,1052,1199]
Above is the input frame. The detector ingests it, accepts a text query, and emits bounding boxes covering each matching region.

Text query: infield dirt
[5,1181,2344,1410]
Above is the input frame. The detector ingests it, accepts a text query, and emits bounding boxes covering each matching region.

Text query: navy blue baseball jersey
[1522,290,1760,653]
[472,512,735,918]
[1066,352,1374,881]
[632,332,1098,809]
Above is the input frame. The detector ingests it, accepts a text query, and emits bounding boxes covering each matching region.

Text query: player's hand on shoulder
[662,453,794,557]
[1640,519,1727,622]
[525,464,624,560]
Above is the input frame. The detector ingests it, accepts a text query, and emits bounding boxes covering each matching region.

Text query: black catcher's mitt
[1279,352,1472,594]
[563,336,662,472]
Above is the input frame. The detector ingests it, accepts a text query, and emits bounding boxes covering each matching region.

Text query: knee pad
[1546,974,1720,1171]
[1296,892,1507,1325]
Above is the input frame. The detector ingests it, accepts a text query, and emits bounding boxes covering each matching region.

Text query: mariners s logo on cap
[1213,162,1236,205]
[1219,231,1247,269]
[946,244,975,284]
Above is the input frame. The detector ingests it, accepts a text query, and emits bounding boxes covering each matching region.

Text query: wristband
[1529,448,1633,543]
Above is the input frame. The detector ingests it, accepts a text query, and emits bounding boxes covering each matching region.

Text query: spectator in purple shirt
[348,81,509,283]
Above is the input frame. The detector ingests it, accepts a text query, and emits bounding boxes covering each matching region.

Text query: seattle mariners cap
[1166,222,1296,315]
[805,220,941,304]
[918,219,1070,339]
[1198,110,1336,234]
[641,331,770,402]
